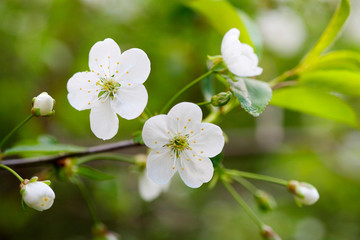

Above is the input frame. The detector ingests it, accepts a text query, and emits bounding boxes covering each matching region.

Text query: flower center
[96,77,121,100]
[165,133,190,158]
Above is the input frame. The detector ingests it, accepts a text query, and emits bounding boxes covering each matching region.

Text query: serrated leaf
[75,165,115,181]
[299,70,360,97]
[187,0,261,53]
[302,0,350,63]
[270,87,358,127]
[227,77,272,117]
[304,51,360,72]
[3,144,86,157]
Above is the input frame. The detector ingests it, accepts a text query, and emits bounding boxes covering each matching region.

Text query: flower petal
[221,28,262,77]
[116,48,150,85]
[190,122,225,158]
[177,151,214,188]
[111,84,148,120]
[90,100,119,140]
[142,114,174,149]
[167,102,203,134]
[147,149,176,185]
[139,172,168,202]
[67,72,101,110]
[89,38,121,78]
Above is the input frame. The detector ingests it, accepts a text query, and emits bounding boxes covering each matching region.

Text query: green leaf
[227,76,272,117]
[303,51,360,72]
[187,0,261,53]
[302,0,350,63]
[210,153,223,167]
[299,70,360,97]
[3,144,86,157]
[75,165,115,181]
[270,87,358,127]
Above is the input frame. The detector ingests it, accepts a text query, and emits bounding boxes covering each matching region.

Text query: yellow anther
[91,70,94,72]
[182,167,184,170]
[108,56,110,58]
[97,73,100,76]
[184,126,187,129]
[155,141,158,144]
[193,141,196,143]
[199,158,202,161]
[95,58,98,61]
[45,198,48,201]
[177,117,179,120]
[190,148,192,150]
[80,88,82,90]
[171,154,173,157]
[100,65,102,67]
[128,83,131,86]
[117,62,119,64]
[172,166,175,170]
[105,74,107,76]
[88,80,90,82]
[88,102,90,105]
[116,70,118,73]
[201,128,204,131]
[96,89,99,91]
[201,151,204,154]
[193,154,195,157]
[101,101,104,103]
[41,204,44,207]
[126,71,129,74]
[88,91,90,93]
[186,158,189,161]
[168,131,170,134]
[156,151,159,154]
[188,119,191,121]
[191,131,193,134]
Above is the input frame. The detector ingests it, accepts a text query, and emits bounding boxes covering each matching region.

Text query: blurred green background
[1,0,360,239]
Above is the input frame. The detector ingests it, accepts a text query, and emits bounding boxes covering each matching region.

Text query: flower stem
[76,154,135,165]
[196,101,211,106]
[0,114,33,151]
[160,70,214,114]
[225,169,288,186]
[72,177,99,224]
[0,164,24,182]
[222,180,264,229]
[232,175,258,195]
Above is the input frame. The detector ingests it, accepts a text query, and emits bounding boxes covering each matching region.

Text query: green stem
[72,177,99,224]
[0,114,33,151]
[0,164,24,182]
[225,169,288,186]
[145,107,153,117]
[196,101,211,106]
[76,154,135,165]
[232,176,258,195]
[203,100,239,123]
[222,180,264,229]
[160,70,214,114]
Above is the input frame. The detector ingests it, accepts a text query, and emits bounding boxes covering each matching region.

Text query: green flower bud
[211,91,232,107]
[254,190,277,212]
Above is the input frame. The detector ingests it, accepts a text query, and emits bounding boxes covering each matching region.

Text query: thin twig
[1,139,141,168]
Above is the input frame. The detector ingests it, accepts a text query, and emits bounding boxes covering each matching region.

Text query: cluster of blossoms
[20,28,319,216]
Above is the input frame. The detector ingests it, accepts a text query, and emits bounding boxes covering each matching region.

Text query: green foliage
[302,0,350,63]
[75,165,115,181]
[304,51,360,72]
[187,0,261,52]
[3,144,85,157]
[210,152,223,167]
[299,70,360,97]
[270,87,358,127]
[227,76,272,117]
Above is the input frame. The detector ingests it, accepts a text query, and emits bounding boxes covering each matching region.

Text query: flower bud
[32,92,55,116]
[261,225,282,240]
[287,180,319,206]
[20,177,55,211]
[211,91,232,107]
[254,190,277,212]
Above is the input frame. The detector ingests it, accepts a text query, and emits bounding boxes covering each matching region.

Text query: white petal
[139,172,168,202]
[90,100,119,140]
[221,28,262,77]
[142,114,174,149]
[111,84,148,120]
[89,38,121,78]
[116,48,150,85]
[177,151,214,188]
[146,149,176,185]
[22,182,55,211]
[67,72,101,110]
[167,102,203,134]
[190,123,225,158]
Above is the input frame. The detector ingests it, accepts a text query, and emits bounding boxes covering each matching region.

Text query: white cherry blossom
[138,172,169,202]
[221,28,262,77]
[67,38,150,140]
[142,102,225,188]
[21,180,55,211]
[288,180,319,205]
[32,92,55,116]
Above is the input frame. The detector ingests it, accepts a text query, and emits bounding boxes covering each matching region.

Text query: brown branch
[1,139,141,168]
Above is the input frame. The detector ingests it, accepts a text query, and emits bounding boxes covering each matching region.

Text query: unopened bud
[211,91,232,106]
[32,92,55,116]
[254,190,276,212]
[261,225,282,240]
[287,180,319,206]
[20,177,55,211]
